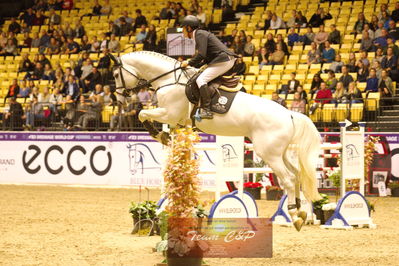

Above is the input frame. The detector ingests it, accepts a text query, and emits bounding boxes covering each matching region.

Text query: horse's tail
[291,112,322,202]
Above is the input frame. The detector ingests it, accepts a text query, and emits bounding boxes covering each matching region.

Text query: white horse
[110,51,321,231]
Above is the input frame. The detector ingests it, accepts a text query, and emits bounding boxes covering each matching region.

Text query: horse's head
[109,54,146,94]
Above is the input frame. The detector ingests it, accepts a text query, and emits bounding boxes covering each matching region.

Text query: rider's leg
[196,58,236,119]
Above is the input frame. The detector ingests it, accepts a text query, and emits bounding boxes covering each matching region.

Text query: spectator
[315,82,332,104]
[339,65,354,89]
[20,7,35,27]
[76,95,103,130]
[363,24,375,40]
[365,68,379,92]
[374,21,385,39]
[59,36,68,53]
[108,34,120,53]
[258,47,268,69]
[74,20,85,39]
[287,28,300,47]
[3,97,24,130]
[42,64,56,81]
[238,30,247,44]
[38,30,51,54]
[120,10,134,24]
[373,47,385,65]
[89,36,101,53]
[62,75,79,100]
[107,21,120,37]
[160,2,173,20]
[307,42,321,65]
[270,13,284,29]
[381,47,398,71]
[295,11,307,28]
[378,70,393,102]
[353,12,368,34]
[49,8,61,25]
[23,32,33,48]
[135,24,147,43]
[296,85,308,103]
[62,95,76,129]
[49,87,64,115]
[380,11,391,29]
[101,0,112,16]
[374,29,388,48]
[332,82,346,104]
[356,61,369,82]
[322,41,335,63]
[8,17,21,34]
[378,3,391,20]
[18,80,31,98]
[271,92,287,107]
[119,17,133,36]
[290,92,306,114]
[80,58,94,81]
[346,52,357,72]
[328,24,341,44]
[230,55,246,75]
[25,95,44,130]
[385,37,399,57]
[329,54,344,73]
[314,25,329,46]
[91,0,102,16]
[310,73,324,96]
[326,70,338,91]
[358,50,370,67]
[196,6,206,25]
[4,79,20,103]
[286,10,297,29]
[19,53,34,73]
[100,33,109,52]
[62,0,74,10]
[268,44,285,65]
[392,2,399,22]
[276,34,289,55]
[103,85,116,105]
[38,86,51,103]
[262,11,272,30]
[33,10,47,26]
[84,67,102,92]
[110,94,142,131]
[388,21,399,41]
[137,87,151,105]
[346,82,363,103]
[373,60,383,79]
[360,31,374,52]
[47,37,60,54]
[66,37,80,54]
[0,39,18,56]
[231,36,244,54]
[304,26,315,45]
[243,35,255,56]
[134,9,148,31]
[286,72,300,94]
[21,22,30,34]
[309,8,332,27]
[370,15,379,31]
[97,49,111,76]
[264,33,276,55]
[144,24,157,51]
[89,84,104,99]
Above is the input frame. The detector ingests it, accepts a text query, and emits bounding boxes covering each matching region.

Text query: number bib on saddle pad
[185,74,242,114]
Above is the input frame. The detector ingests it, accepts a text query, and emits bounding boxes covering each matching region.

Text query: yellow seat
[322,104,335,122]
[248,65,259,75]
[265,84,277,94]
[366,92,380,111]
[350,103,364,122]
[336,103,349,121]
[256,75,268,84]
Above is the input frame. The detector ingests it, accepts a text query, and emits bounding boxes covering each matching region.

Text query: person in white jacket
[270,13,285,29]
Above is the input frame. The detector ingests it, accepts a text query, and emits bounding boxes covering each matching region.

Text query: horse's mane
[122,51,178,64]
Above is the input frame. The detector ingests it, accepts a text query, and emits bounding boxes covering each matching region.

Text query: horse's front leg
[139,108,173,145]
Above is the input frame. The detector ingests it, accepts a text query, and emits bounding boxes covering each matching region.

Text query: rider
[181,15,237,119]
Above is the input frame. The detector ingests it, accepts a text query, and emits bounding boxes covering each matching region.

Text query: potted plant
[129,200,158,235]
[312,193,329,224]
[327,169,341,201]
[265,185,283,201]
[162,127,207,266]
[321,202,337,223]
[388,181,399,197]
[244,182,263,200]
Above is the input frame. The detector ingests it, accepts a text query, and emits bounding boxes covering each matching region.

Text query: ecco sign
[22,145,112,175]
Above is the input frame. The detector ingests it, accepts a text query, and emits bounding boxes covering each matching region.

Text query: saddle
[185,72,242,114]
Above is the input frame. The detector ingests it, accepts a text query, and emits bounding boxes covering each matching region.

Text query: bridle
[109,54,190,96]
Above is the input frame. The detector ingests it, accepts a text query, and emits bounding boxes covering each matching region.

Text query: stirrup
[199,108,213,119]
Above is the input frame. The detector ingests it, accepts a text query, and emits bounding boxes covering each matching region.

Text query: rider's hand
[181,61,189,68]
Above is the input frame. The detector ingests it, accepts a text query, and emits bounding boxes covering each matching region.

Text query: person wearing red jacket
[62,0,74,10]
[315,82,332,104]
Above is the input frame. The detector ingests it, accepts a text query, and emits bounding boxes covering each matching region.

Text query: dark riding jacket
[188,29,236,68]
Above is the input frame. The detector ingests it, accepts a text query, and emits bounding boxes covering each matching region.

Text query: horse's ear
[127,144,131,149]
[108,53,119,65]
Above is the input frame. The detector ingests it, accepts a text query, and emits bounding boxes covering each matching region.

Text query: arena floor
[1,185,398,266]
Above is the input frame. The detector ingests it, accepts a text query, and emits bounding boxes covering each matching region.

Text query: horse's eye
[114,73,119,78]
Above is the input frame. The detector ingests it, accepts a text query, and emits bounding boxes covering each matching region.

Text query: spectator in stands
[296,85,307,103]
[262,10,272,30]
[307,42,321,65]
[62,0,74,10]
[80,58,94,81]
[59,36,68,53]
[47,37,60,54]
[160,2,173,20]
[22,32,33,48]
[287,28,300,47]
[33,10,47,26]
[230,55,246,75]
[84,67,102,93]
[365,68,379,92]
[332,81,346,104]
[381,47,398,70]
[19,53,34,73]
[304,26,315,45]
[314,25,328,47]
[66,37,80,54]
[380,11,391,29]
[243,35,255,56]
[276,34,289,55]
[374,21,385,39]
[353,12,368,34]
[137,87,151,105]
[328,24,340,44]
[373,47,384,65]
[271,92,286,108]
[25,95,44,130]
[0,39,18,56]
[38,30,51,54]
[231,36,244,54]
[363,24,375,40]
[361,31,374,52]
[322,41,335,63]
[264,33,276,56]
[392,2,399,22]
[339,65,354,89]
[49,87,63,116]
[329,54,344,73]
[326,70,337,91]
[346,52,357,72]
[8,17,21,34]
[357,51,369,68]
[63,22,74,39]
[196,6,206,26]
[346,82,363,104]
[76,95,103,130]
[101,0,112,16]
[309,8,332,27]
[38,86,51,103]
[315,82,332,104]
[48,8,61,25]
[39,54,51,68]
[268,44,285,65]
[62,95,76,129]
[286,10,297,29]
[18,80,31,99]
[294,11,307,28]
[281,72,300,94]
[119,17,133,36]
[258,47,268,69]
[62,75,79,100]
[270,13,284,30]
[386,37,399,58]
[110,94,142,131]
[225,29,237,48]
[134,9,148,31]
[20,7,35,27]
[74,20,85,39]
[356,61,369,82]
[378,70,393,103]
[90,84,104,100]
[144,24,157,51]
[91,0,102,16]
[103,85,116,106]
[388,20,399,40]
[28,62,44,80]
[373,61,383,79]
[135,24,147,43]
[4,79,20,103]
[89,36,101,53]
[3,97,24,130]
[378,3,391,19]
[107,21,120,37]
[108,34,120,52]
[310,73,323,96]
[290,92,306,114]
[374,29,389,49]
[100,33,109,52]
[42,64,56,81]
[238,30,246,44]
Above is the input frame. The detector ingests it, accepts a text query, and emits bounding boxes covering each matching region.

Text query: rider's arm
[188,30,209,67]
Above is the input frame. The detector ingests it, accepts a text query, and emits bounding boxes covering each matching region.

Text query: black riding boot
[199,84,213,119]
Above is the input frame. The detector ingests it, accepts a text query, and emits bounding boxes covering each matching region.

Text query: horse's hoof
[298,211,307,222]
[160,132,171,146]
[293,218,304,232]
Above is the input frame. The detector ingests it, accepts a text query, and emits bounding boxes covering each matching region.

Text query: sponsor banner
[0,132,216,188]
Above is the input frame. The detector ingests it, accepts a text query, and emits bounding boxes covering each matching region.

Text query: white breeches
[196,58,236,88]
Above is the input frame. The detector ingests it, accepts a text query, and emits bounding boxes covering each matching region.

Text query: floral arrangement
[321,202,337,211]
[265,185,282,191]
[388,180,399,189]
[313,193,329,210]
[162,126,206,257]
[244,182,263,189]
[365,136,380,179]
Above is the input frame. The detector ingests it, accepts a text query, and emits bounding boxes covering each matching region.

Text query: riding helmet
[181,15,200,29]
